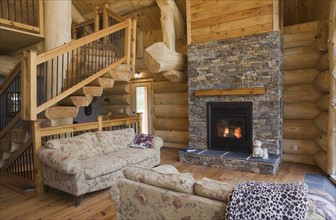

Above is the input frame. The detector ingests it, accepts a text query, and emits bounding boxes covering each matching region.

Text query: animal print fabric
[226,181,309,220]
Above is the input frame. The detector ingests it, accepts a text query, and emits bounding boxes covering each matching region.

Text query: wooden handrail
[0,113,20,139]
[36,20,129,64]
[39,115,139,136]
[0,62,21,95]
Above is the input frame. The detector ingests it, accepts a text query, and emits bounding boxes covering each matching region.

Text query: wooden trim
[0,62,21,95]
[0,113,20,139]
[36,57,127,114]
[0,18,40,33]
[36,20,129,64]
[38,0,44,36]
[273,0,280,32]
[194,87,266,96]
[186,0,191,45]
[39,116,139,137]
[327,0,336,175]
[137,113,142,133]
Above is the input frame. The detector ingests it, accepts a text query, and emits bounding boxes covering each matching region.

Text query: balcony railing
[0,0,44,35]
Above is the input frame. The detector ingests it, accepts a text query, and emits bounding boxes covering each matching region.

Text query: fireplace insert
[207,102,252,153]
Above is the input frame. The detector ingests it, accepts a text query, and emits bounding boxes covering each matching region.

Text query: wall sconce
[135,72,141,78]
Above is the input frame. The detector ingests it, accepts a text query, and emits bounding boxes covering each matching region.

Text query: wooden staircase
[0,4,136,193]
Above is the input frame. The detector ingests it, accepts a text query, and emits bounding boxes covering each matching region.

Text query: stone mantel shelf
[194,87,266,96]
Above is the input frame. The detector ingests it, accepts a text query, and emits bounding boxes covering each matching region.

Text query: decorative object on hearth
[262,148,269,160]
[252,140,264,157]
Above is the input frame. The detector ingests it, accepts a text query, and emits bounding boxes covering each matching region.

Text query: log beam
[144,42,187,73]
[163,70,187,83]
[45,106,79,119]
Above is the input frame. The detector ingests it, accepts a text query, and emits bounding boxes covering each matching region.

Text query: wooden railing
[22,18,133,121]
[0,62,22,138]
[32,114,141,193]
[0,0,44,35]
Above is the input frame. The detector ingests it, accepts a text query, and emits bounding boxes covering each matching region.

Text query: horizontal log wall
[283,21,330,173]
[188,0,274,44]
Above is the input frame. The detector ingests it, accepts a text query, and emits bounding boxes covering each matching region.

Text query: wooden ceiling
[72,0,186,32]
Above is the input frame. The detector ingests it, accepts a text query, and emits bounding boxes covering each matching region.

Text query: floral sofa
[110,165,333,220]
[39,128,163,206]
[110,165,233,219]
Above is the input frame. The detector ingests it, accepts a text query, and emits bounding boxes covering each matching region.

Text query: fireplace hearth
[207,102,252,153]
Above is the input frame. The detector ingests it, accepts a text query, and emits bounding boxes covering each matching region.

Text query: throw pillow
[307,189,336,220]
[130,133,154,149]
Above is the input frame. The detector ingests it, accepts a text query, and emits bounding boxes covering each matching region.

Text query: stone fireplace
[179,32,283,174]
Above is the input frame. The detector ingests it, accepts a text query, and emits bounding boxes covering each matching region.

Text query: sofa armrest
[39,148,81,176]
[151,136,163,151]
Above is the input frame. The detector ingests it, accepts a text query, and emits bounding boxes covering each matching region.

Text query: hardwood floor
[0,147,325,220]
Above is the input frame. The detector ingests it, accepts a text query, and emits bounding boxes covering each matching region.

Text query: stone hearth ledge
[179,148,281,175]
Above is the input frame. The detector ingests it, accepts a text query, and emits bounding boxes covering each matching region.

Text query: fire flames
[220,126,242,139]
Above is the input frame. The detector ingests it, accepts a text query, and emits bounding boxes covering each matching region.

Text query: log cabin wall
[283,21,330,173]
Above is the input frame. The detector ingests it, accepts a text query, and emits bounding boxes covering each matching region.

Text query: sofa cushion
[82,148,158,180]
[44,132,102,160]
[195,177,233,202]
[152,164,180,174]
[123,165,195,194]
[96,128,135,154]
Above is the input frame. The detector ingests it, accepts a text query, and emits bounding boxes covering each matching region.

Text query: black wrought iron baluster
[44,62,48,103]
[66,52,69,89]
[32,0,35,26]
[51,59,54,100]
[26,0,28,25]
[20,0,23,23]
[56,56,59,96]
[6,0,10,20]
[13,0,16,21]
[71,50,74,87]
[76,48,79,84]
[61,54,64,92]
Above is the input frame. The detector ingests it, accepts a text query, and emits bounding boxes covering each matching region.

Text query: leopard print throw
[226,181,309,220]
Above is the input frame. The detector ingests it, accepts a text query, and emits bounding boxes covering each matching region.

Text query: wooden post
[97,115,103,132]
[32,121,43,193]
[137,113,142,134]
[21,51,37,121]
[94,7,100,32]
[38,0,44,36]
[130,19,137,68]
[327,0,336,177]
[272,0,280,32]
[186,0,191,45]
[125,18,132,65]
[103,3,108,29]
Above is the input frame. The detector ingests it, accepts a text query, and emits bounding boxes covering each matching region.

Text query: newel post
[125,18,132,65]
[21,51,37,121]
[32,121,43,193]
